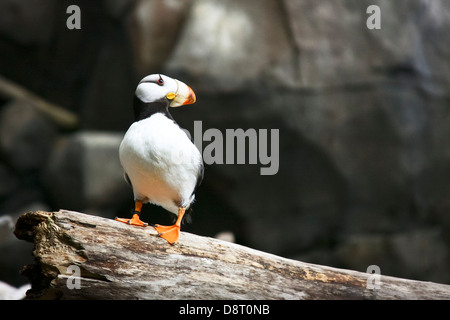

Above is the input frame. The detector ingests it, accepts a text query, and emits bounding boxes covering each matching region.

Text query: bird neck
[133,96,175,122]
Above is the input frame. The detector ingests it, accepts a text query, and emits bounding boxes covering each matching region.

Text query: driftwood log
[0,75,78,130]
[13,210,450,300]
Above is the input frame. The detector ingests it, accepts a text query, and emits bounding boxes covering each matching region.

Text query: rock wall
[1,0,450,288]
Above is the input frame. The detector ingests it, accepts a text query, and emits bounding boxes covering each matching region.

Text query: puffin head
[135,74,196,108]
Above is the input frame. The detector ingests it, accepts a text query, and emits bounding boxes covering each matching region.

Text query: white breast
[119,113,203,214]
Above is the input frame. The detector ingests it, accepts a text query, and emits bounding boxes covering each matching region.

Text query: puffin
[115,74,203,245]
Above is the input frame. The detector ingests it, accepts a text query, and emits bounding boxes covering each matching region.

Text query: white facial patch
[135,74,178,103]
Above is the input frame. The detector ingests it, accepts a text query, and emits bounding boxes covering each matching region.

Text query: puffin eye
[157,75,164,86]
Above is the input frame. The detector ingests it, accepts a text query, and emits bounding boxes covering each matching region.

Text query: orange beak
[182,86,196,105]
[170,80,197,108]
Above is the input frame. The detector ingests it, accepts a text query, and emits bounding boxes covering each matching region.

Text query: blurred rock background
[1,0,450,293]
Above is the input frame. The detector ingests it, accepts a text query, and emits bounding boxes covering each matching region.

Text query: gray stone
[0,163,19,198]
[103,0,136,20]
[0,0,56,46]
[127,0,194,75]
[0,215,14,244]
[166,0,293,91]
[44,132,129,215]
[334,229,450,283]
[0,99,57,173]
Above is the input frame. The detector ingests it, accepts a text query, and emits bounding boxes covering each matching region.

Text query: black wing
[183,161,204,225]
[194,161,204,194]
[124,172,132,187]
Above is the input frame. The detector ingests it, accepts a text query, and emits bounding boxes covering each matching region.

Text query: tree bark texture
[13,210,450,300]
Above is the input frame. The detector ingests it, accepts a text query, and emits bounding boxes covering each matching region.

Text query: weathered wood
[14,210,450,300]
[0,75,78,130]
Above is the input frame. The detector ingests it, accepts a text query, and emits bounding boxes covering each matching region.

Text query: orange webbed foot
[116,213,148,227]
[153,207,186,245]
[154,224,180,245]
